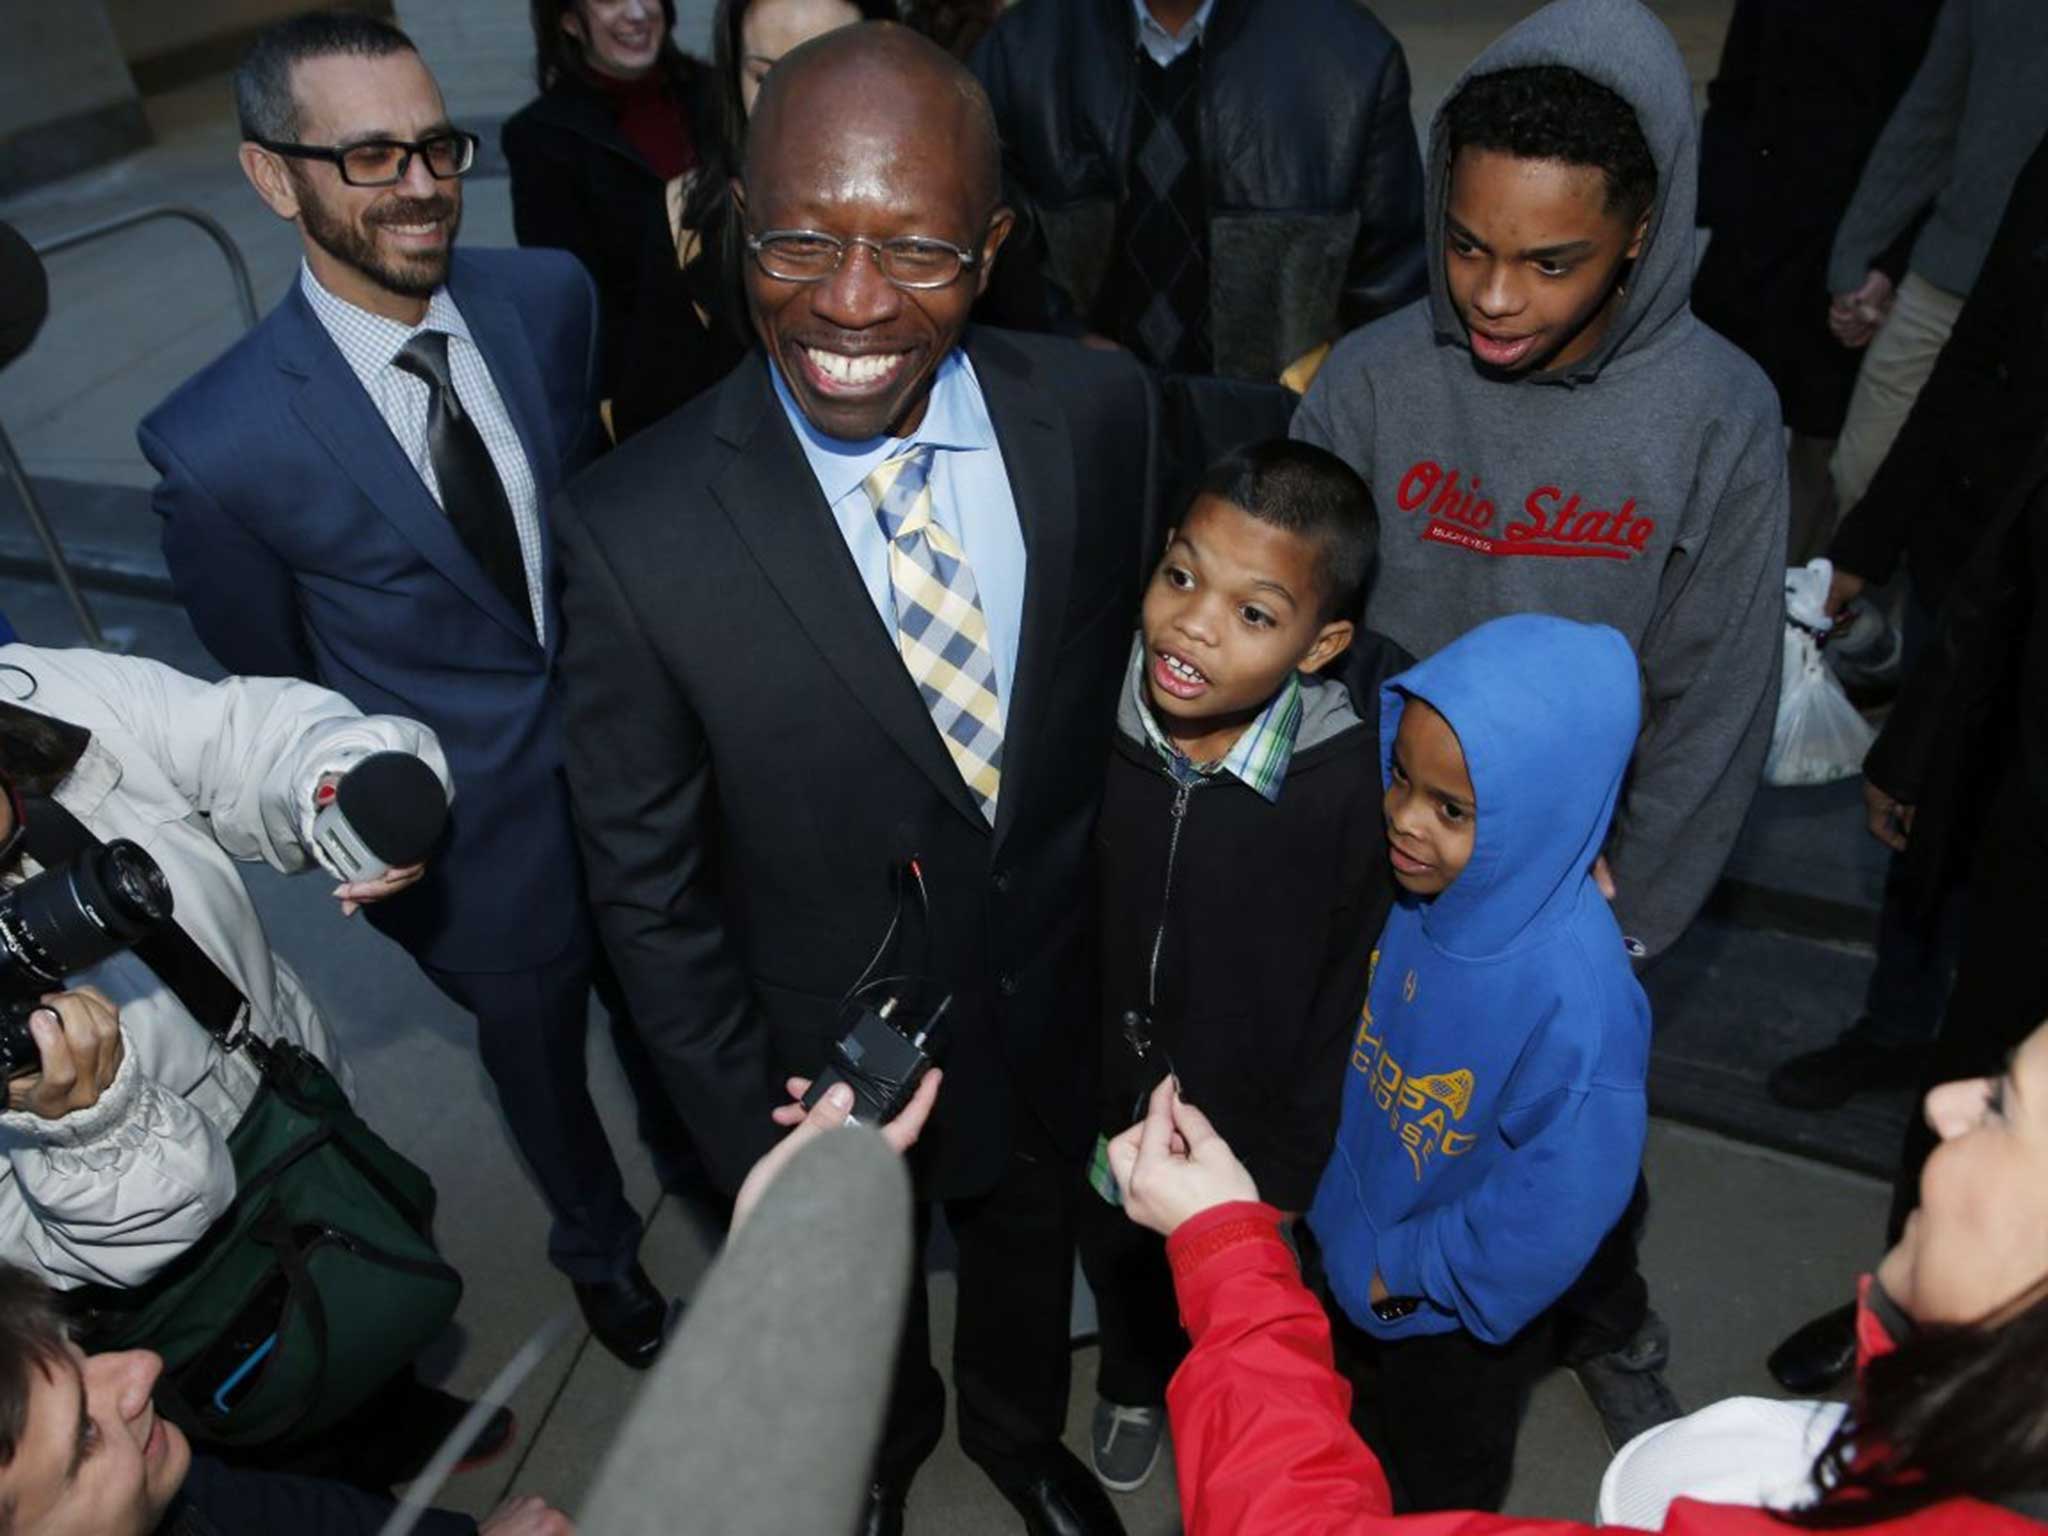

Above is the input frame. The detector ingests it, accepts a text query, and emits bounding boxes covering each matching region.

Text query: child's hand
[1110,1079,1260,1237]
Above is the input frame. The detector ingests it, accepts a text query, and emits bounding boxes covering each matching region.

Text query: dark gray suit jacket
[555,328,1160,1196]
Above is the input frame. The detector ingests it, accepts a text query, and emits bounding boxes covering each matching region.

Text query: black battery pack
[801,997,948,1126]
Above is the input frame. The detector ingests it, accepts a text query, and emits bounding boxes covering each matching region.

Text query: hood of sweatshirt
[1423,0,1699,387]
[1383,613,1639,957]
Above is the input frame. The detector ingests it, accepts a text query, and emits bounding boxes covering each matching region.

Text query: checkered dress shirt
[299,263,548,641]
[1126,636,1304,803]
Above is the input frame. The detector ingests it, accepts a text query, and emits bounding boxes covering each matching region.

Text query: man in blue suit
[139,13,674,1368]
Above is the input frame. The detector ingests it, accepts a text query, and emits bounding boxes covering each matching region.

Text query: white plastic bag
[1765,559,1876,787]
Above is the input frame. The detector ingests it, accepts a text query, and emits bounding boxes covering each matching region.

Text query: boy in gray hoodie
[1293,0,1788,1458]
[1294,0,1786,970]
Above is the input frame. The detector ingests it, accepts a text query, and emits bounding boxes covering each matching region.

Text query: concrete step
[1645,920,1905,1181]
[0,475,170,597]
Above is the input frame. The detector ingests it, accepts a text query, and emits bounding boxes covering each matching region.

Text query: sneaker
[1570,1312,1683,1453]
[1090,1399,1164,1493]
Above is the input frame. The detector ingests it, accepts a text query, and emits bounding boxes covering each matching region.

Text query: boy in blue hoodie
[1306,613,1650,1513]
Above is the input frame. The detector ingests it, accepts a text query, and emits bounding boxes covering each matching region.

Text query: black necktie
[391,330,534,633]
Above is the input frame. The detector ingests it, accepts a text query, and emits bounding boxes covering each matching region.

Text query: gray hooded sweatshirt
[1294,0,1787,961]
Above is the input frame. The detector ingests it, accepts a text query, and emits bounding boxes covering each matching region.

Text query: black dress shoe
[1766,1028,1927,1111]
[1767,1301,1858,1393]
[573,1263,669,1369]
[1001,1446,1129,1536]
[857,1482,906,1536]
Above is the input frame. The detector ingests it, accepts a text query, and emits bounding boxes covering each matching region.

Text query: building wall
[0,1,149,194]
[104,0,318,63]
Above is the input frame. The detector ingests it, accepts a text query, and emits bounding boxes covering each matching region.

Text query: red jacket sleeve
[1166,1201,1396,1535]
[1167,1203,1608,1536]
[1168,1218,2019,1536]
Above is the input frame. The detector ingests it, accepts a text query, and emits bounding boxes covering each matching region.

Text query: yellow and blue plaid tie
[864,446,1004,824]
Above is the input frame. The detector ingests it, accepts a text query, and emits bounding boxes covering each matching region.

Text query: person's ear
[239,143,302,221]
[560,4,587,45]
[1625,207,1651,262]
[1298,618,1355,676]
[972,206,1016,299]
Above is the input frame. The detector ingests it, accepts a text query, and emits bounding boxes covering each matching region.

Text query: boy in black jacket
[1082,440,1401,1494]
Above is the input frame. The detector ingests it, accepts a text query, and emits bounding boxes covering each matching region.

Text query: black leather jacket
[970,0,1426,381]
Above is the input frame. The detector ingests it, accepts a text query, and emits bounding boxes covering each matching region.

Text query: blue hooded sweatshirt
[1306,614,1650,1344]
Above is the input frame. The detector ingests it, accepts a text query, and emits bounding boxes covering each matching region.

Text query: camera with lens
[0,840,174,1078]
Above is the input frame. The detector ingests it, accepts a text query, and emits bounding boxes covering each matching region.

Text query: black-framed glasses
[745,229,986,290]
[253,130,478,187]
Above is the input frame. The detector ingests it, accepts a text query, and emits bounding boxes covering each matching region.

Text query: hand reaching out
[333,862,425,917]
[479,1495,575,1536]
[1109,1079,1260,1238]
[731,1068,943,1230]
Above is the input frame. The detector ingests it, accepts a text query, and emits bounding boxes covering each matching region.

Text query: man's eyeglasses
[253,130,478,188]
[745,229,987,291]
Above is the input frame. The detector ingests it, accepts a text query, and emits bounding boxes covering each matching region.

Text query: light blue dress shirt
[769,349,1027,721]
[1131,0,1216,66]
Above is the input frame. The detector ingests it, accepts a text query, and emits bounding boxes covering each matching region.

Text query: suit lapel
[973,333,1078,853]
[278,281,539,649]
[712,358,988,833]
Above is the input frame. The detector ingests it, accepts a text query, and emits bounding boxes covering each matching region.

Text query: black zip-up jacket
[970,0,1426,383]
[1096,653,1398,1209]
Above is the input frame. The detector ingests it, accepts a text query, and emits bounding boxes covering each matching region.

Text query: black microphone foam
[333,752,449,865]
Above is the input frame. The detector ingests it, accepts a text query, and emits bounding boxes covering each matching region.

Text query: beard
[297,179,461,300]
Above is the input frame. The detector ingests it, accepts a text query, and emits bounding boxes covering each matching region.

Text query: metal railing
[1,204,261,648]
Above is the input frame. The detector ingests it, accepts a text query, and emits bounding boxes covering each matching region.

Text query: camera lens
[0,839,173,986]
[90,842,175,937]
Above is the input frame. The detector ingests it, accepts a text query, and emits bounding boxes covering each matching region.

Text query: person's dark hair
[1442,65,1657,223]
[1785,1280,2048,1527]
[234,10,418,143]
[0,699,91,799]
[1194,440,1377,623]
[898,0,998,59]
[0,1265,74,1475]
[709,0,898,190]
[530,0,691,93]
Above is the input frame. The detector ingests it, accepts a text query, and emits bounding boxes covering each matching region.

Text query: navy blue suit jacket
[139,248,603,973]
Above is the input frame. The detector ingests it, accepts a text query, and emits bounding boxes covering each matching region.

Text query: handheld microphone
[313,752,449,883]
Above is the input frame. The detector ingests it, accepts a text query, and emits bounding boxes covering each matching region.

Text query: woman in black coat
[502,0,719,393]
[1691,0,1941,560]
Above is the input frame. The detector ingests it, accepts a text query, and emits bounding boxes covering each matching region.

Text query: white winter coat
[0,645,449,1290]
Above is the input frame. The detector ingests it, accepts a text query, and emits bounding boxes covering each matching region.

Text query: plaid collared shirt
[1125,638,1304,804]
[298,262,547,641]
